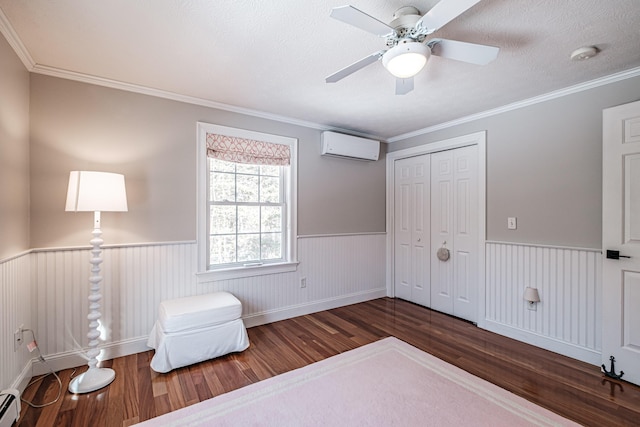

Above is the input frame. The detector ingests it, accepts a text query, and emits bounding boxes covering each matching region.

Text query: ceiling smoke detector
[571,46,598,61]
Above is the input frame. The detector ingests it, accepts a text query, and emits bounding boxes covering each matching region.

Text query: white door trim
[386,131,487,327]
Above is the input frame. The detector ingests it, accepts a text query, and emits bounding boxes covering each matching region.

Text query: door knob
[606,250,631,260]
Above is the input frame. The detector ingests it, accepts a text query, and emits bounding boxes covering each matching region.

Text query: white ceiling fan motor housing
[391,6,422,28]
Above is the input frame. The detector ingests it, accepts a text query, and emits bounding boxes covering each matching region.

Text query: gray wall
[0,33,30,259]
[29,74,386,248]
[390,75,640,249]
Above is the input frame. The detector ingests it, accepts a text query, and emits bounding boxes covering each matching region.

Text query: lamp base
[68,367,115,394]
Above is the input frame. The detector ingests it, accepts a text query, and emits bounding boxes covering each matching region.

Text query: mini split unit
[321,131,380,161]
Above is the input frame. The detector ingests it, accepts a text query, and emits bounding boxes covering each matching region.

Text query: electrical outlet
[300,277,307,288]
[507,217,517,230]
[14,324,24,352]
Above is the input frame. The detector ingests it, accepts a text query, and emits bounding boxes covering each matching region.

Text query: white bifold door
[394,145,479,323]
[430,146,479,322]
[394,155,431,307]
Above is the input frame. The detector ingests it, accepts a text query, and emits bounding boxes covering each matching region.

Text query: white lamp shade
[382,42,431,78]
[523,287,540,303]
[65,171,128,212]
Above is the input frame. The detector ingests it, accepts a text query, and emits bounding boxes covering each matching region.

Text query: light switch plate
[507,217,517,230]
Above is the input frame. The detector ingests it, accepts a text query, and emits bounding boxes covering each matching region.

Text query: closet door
[430,145,478,322]
[394,155,430,307]
[430,151,454,314]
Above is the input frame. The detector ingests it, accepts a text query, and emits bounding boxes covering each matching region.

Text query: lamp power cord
[19,328,73,409]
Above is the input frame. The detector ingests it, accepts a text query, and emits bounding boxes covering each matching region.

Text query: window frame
[196,122,298,281]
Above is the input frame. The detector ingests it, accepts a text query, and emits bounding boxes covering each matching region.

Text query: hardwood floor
[17,298,640,426]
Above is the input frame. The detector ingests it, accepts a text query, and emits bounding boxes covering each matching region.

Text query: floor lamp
[65,171,128,394]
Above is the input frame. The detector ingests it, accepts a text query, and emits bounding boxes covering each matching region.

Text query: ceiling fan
[326,0,499,95]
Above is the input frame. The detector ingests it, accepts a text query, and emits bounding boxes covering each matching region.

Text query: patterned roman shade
[206,133,291,166]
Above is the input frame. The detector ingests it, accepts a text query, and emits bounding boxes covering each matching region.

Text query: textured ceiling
[1,0,639,141]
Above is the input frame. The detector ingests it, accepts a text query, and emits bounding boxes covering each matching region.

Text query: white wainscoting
[484,242,602,365]
[27,233,386,375]
[199,233,387,327]
[3,237,604,389]
[0,252,32,391]
[30,242,199,373]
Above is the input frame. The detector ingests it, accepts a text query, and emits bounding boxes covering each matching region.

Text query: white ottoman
[147,292,250,373]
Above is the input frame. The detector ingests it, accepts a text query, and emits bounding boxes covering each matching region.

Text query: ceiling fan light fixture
[383,42,431,79]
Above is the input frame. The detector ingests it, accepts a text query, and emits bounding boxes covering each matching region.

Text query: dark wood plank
[136,352,156,422]
[17,298,640,426]
[104,357,124,427]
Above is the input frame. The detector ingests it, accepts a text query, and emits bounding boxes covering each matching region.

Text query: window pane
[238,206,260,233]
[261,233,282,260]
[210,235,236,265]
[260,165,279,177]
[236,174,259,202]
[211,172,235,202]
[261,206,282,232]
[260,176,280,203]
[211,205,236,234]
[236,163,259,174]
[210,158,235,173]
[237,234,260,262]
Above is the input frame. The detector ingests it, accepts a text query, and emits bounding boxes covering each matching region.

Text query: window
[209,159,284,266]
[197,123,297,280]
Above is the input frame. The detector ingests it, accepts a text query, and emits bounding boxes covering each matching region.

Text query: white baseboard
[31,337,151,376]
[482,320,601,366]
[242,288,387,328]
[10,359,34,394]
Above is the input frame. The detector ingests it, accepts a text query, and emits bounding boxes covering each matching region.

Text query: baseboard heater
[0,389,20,427]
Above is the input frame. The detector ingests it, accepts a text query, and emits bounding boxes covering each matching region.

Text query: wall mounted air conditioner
[321,131,380,161]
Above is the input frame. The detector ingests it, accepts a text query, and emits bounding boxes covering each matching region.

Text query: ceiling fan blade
[416,0,482,33]
[330,5,395,37]
[326,51,384,83]
[395,77,414,95]
[429,39,499,65]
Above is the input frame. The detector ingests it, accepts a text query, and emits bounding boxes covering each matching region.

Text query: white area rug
[136,337,579,426]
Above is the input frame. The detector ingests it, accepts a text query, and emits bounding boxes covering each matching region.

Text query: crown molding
[0,6,383,141]
[388,66,640,143]
[4,5,637,145]
[30,63,385,142]
[0,7,34,69]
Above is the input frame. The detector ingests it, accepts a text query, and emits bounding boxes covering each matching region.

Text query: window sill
[196,261,299,282]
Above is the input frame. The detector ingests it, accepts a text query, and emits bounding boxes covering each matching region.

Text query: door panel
[415,182,426,233]
[626,154,640,243]
[455,251,470,303]
[396,243,411,300]
[452,146,478,322]
[395,163,412,301]
[431,151,454,314]
[394,155,430,307]
[400,183,410,232]
[603,99,640,385]
[414,245,427,292]
[623,272,640,351]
